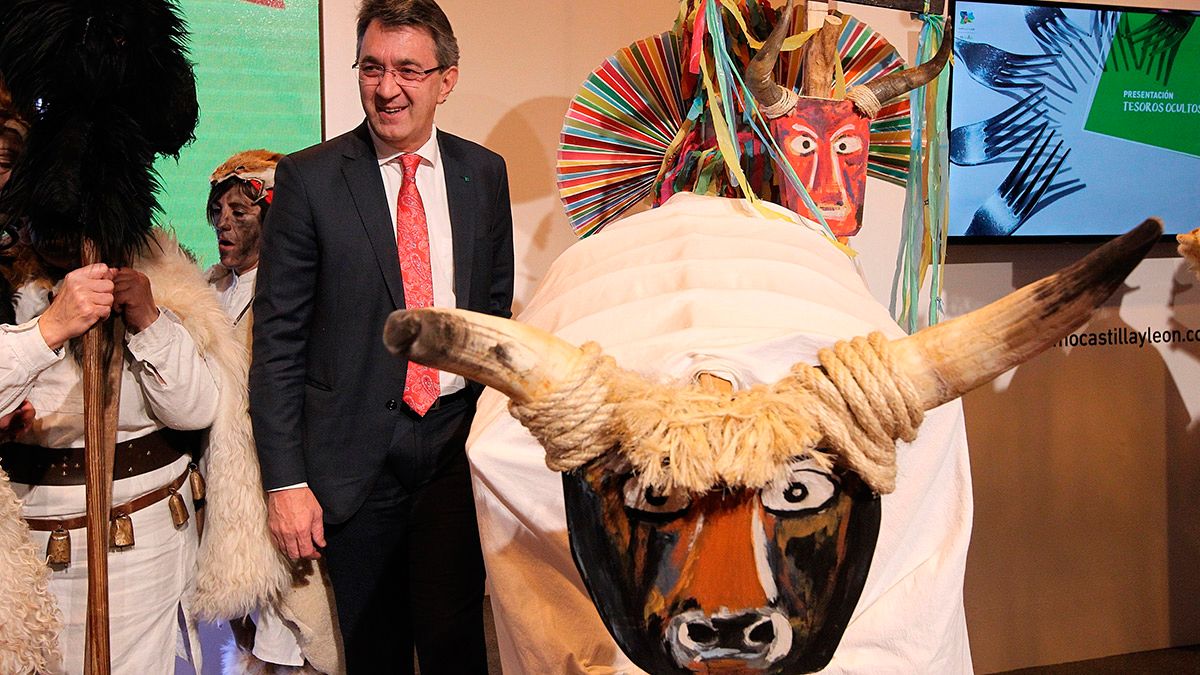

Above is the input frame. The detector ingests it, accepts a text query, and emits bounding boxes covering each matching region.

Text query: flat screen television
[946,0,1200,240]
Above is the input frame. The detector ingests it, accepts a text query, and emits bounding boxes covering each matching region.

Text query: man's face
[209,186,263,275]
[357,20,458,154]
[0,132,17,191]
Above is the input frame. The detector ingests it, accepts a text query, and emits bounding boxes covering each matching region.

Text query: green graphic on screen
[154,0,322,268]
[1084,14,1200,159]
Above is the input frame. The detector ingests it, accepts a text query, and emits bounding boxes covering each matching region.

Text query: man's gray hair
[356,0,460,68]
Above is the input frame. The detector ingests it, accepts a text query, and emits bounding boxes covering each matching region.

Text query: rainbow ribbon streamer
[890,14,950,332]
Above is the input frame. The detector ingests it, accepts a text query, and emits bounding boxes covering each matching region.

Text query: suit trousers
[322,394,488,674]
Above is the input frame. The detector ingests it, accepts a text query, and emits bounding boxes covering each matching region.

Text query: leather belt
[0,428,196,486]
[24,466,190,532]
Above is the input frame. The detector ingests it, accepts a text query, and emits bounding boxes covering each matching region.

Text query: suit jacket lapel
[439,131,475,309]
[342,123,406,309]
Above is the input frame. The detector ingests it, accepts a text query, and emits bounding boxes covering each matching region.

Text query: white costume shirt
[0,281,219,447]
[213,266,256,326]
[371,126,463,395]
[210,264,307,668]
[0,277,220,675]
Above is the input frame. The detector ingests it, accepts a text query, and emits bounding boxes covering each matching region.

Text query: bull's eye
[832,135,864,155]
[760,458,838,514]
[622,476,691,517]
[787,131,819,156]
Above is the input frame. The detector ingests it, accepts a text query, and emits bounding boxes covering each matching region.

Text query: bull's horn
[383,307,585,405]
[858,21,953,106]
[746,0,796,116]
[892,218,1162,410]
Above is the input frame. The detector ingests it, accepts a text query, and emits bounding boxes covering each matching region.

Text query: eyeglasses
[353,62,444,85]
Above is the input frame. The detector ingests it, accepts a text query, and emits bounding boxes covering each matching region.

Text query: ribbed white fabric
[467,193,973,674]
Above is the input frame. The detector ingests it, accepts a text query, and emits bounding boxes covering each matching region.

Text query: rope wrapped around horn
[384,220,1159,494]
[847,21,954,119]
[382,308,920,494]
[383,308,626,471]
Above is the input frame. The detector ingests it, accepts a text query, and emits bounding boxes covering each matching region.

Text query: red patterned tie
[396,154,440,415]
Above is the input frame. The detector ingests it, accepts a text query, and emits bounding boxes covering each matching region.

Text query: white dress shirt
[370,126,464,396]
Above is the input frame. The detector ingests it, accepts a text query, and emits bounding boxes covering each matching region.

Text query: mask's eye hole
[787,129,819,156]
[832,135,864,155]
[623,476,691,517]
[760,457,838,515]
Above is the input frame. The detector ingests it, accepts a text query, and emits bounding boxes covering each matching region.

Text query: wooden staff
[81,238,123,675]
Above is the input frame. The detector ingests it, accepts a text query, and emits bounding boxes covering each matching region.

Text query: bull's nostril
[685,622,718,645]
[669,610,791,667]
[747,619,775,645]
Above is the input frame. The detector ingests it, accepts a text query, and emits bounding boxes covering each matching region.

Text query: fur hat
[210,149,284,206]
[0,0,200,266]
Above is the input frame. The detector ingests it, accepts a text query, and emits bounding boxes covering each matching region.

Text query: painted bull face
[563,454,880,674]
[773,98,871,240]
[381,215,1155,674]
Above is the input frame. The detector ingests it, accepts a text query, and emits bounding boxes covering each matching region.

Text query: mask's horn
[746,0,797,119]
[892,218,1162,411]
[384,307,587,405]
[849,21,953,118]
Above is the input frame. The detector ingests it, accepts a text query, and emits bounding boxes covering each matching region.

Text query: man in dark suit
[249,1,513,671]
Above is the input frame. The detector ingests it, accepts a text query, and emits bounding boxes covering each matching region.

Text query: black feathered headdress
[0,0,198,266]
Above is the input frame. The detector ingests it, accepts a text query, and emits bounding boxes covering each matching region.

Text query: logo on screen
[959,11,974,23]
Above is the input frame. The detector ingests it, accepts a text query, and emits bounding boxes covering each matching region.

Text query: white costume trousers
[14,456,200,675]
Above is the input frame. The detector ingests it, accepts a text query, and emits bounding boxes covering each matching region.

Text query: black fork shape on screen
[965,123,1085,236]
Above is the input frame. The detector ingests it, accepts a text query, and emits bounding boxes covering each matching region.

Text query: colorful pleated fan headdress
[556,0,915,239]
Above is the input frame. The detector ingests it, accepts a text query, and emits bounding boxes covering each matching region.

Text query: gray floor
[177,596,502,674]
[183,615,1200,674]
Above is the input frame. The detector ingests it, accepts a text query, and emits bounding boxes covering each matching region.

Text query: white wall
[320,1,1200,671]
[322,0,688,313]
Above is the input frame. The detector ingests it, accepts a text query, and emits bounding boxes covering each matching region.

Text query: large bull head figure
[748,0,952,239]
[384,218,1160,673]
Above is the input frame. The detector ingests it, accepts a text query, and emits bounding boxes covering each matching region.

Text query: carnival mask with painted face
[207,149,281,275]
[746,0,952,240]
[562,454,878,673]
[775,99,871,237]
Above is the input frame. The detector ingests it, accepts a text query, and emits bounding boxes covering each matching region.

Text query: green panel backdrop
[154,0,322,268]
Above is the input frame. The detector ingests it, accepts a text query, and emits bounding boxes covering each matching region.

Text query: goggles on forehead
[211,168,274,205]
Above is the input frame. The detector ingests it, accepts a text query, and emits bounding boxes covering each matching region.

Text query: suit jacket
[249,123,514,523]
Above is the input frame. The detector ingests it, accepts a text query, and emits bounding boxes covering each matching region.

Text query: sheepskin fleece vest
[0,231,291,671]
[206,263,346,675]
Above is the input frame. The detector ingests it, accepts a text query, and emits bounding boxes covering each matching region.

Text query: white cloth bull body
[468,193,973,673]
